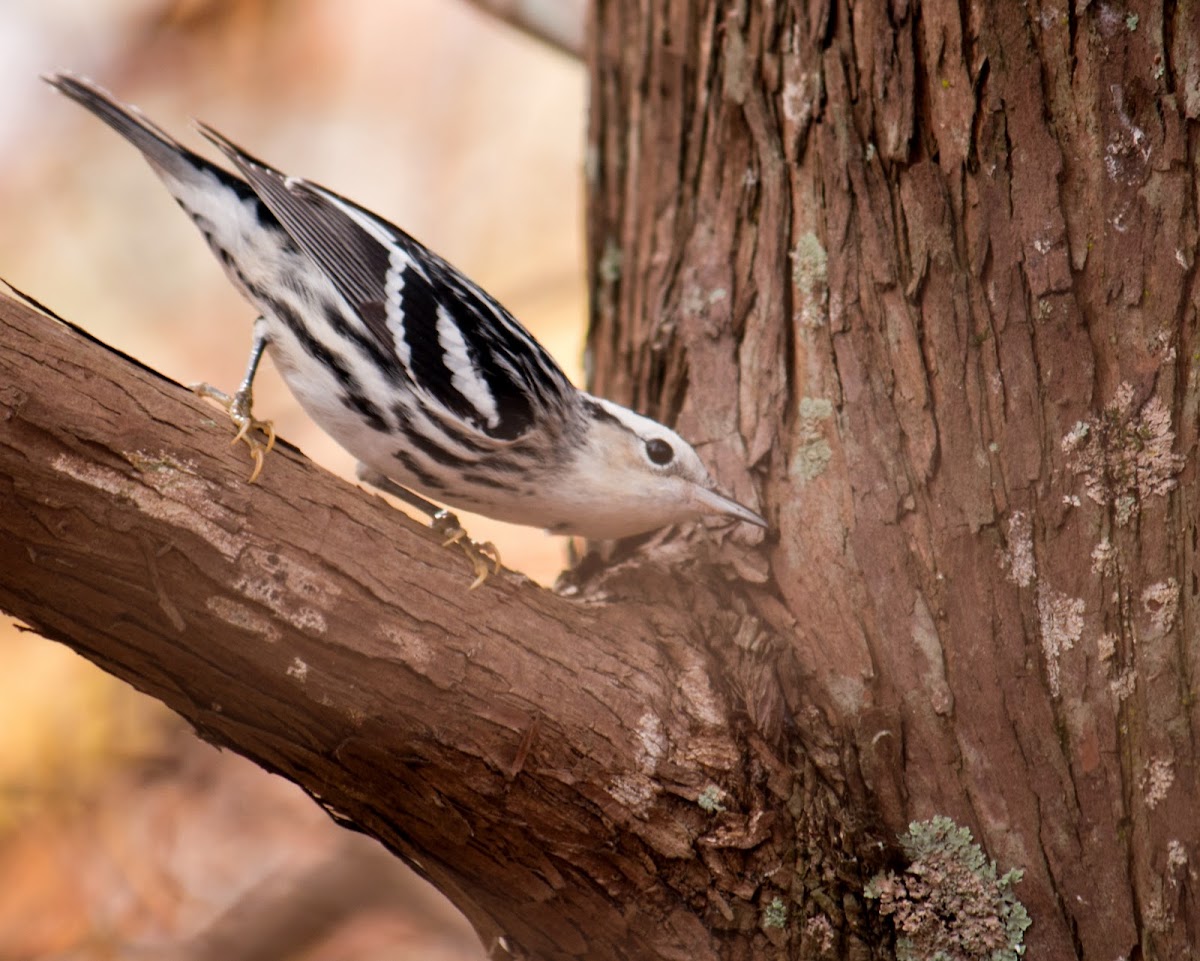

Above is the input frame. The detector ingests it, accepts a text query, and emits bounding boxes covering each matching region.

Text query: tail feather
[45,71,293,308]
[42,72,209,181]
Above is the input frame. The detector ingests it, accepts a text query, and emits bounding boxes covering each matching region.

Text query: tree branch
[0,292,780,960]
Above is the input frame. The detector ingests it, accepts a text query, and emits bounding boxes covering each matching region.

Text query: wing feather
[195,122,575,443]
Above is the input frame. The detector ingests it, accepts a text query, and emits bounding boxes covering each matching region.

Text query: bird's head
[547,395,767,540]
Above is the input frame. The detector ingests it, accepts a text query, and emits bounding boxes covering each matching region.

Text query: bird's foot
[433,510,501,590]
[193,383,276,482]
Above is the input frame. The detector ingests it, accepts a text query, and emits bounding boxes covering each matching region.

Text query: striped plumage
[46,73,766,542]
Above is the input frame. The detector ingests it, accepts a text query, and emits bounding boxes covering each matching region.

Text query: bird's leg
[355,464,501,589]
[193,321,276,482]
[432,512,502,589]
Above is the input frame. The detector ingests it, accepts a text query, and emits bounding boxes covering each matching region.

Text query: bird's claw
[193,382,276,483]
[433,510,501,589]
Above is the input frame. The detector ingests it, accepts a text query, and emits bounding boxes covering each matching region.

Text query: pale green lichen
[697,785,727,813]
[1126,12,1139,30]
[865,816,1031,961]
[598,237,623,283]
[793,396,834,484]
[763,896,789,929]
[791,232,829,328]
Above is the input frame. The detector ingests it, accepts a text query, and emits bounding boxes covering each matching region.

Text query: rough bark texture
[0,293,858,960]
[7,1,1200,959]
[588,1,1200,959]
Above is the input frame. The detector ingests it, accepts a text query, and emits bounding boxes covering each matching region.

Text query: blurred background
[0,1,586,957]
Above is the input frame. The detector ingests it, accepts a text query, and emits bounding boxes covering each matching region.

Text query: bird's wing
[196,123,575,443]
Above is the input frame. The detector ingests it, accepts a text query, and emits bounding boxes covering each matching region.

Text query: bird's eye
[645,438,674,465]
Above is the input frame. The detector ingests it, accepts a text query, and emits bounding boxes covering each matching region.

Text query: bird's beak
[693,486,768,529]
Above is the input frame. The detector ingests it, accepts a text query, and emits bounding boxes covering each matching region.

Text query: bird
[45,73,767,586]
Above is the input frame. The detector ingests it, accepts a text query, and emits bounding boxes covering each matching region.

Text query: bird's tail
[43,72,204,182]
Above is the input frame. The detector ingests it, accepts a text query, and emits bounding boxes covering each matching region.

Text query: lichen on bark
[865,816,1031,961]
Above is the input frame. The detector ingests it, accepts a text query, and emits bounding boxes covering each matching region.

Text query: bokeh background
[0,2,586,957]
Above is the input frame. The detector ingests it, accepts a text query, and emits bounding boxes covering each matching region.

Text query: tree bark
[588,1,1200,959]
[6,1,1200,959]
[0,292,854,960]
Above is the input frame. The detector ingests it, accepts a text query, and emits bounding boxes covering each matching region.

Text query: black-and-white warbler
[46,73,766,583]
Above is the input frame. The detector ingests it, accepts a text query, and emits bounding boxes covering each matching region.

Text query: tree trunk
[588,1,1200,959]
[3,1,1199,959]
